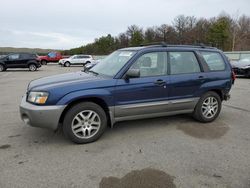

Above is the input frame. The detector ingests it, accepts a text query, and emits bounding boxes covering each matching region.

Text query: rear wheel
[193,91,221,122]
[64,61,70,67]
[63,102,107,144]
[29,64,37,71]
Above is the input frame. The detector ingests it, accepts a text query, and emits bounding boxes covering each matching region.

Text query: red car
[39,52,68,65]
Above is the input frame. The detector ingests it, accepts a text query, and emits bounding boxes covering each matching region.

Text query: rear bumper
[223,93,231,101]
[19,95,66,130]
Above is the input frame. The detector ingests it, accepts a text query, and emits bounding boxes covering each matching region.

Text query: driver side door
[6,54,21,68]
[114,51,170,119]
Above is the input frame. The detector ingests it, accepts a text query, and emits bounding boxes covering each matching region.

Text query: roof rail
[140,42,168,47]
[140,42,216,49]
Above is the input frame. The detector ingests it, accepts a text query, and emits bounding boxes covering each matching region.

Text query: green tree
[207,17,231,50]
[130,31,144,46]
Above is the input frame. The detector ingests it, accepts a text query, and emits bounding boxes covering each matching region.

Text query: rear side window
[82,55,90,58]
[169,51,201,75]
[20,53,36,59]
[200,52,225,71]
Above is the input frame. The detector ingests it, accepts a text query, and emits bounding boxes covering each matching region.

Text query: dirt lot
[0,65,250,188]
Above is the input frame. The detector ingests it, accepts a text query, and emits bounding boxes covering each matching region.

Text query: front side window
[169,51,200,75]
[8,54,20,60]
[129,52,167,77]
[200,51,225,71]
[91,50,136,77]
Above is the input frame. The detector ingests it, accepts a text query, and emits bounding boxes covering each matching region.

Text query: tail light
[232,70,236,84]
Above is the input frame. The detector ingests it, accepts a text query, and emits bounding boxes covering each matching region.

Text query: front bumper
[19,95,66,130]
[233,67,250,76]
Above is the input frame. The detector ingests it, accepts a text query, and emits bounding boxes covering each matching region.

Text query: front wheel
[192,91,221,122]
[63,102,107,144]
[64,62,70,67]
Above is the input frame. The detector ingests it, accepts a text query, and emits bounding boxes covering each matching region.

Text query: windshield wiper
[87,70,99,76]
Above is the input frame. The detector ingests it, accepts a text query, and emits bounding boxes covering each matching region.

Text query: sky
[0,0,249,50]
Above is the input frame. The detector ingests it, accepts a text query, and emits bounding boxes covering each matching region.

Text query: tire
[29,64,37,71]
[63,102,107,144]
[0,64,5,72]
[64,61,70,67]
[83,61,91,66]
[41,60,47,65]
[192,91,221,123]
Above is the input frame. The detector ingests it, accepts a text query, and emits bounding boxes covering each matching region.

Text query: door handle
[154,79,166,86]
[198,75,205,79]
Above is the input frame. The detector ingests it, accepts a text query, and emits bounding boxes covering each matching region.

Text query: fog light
[22,114,30,125]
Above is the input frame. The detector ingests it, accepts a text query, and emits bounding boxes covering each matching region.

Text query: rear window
[200,51,225,71]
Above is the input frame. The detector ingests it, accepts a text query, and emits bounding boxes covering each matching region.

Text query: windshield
[91,50,136,77]
[69,55,76,59]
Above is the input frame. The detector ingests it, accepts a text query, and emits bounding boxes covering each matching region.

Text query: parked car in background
[59,55,93,67]
[0,53,41,72]
[224,51,250,62]
[231,58,250,77]
[39,52,66,65]
[224,51,250,77]
[20,43,234,144]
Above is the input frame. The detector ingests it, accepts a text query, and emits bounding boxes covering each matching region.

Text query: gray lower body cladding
[109,97,199,125]
[19,96,199,129]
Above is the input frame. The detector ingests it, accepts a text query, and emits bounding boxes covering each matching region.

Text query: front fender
[56,89,114,106]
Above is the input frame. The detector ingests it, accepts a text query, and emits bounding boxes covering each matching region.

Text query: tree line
[63,13,250,55]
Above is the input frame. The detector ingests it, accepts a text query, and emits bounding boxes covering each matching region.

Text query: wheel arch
[59,97,111,128]
[0,62,5,67]
[27,60,38,66]
[209,89,223,101]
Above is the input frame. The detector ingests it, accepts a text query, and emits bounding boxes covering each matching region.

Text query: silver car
[59,55,93,67]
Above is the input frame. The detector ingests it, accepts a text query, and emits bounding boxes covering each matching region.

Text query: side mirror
[125,69,140,79]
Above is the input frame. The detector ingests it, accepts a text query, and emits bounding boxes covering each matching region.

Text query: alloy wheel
[29,64,36,71]
[201,96,218,119]
[71,110,101,139]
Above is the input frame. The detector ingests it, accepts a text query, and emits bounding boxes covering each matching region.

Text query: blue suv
[20,43,234,143]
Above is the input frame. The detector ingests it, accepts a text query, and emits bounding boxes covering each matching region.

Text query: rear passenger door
[167,51,205,110]
[19,54,30,68]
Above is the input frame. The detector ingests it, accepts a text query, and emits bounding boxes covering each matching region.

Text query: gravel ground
[0,65,250,188]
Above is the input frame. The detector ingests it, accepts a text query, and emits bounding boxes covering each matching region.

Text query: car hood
[38,55,47,59]
[231,59,250,68]
[0,55,6,60]
[28,71,102,91]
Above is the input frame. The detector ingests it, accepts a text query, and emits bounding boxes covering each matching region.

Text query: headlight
[243,65,250,69]
[27,92,49,104]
